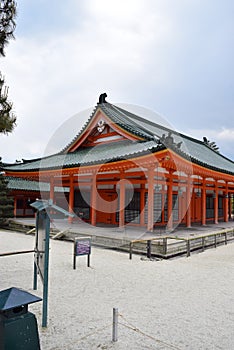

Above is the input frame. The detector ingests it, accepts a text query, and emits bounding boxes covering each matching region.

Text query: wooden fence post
[147,240,152,258]
[129,242,133,260]
[225,232,227,245]
[202,237,205,252]
[186,239,190,257]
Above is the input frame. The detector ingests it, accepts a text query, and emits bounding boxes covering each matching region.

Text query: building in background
[3,94,234,232]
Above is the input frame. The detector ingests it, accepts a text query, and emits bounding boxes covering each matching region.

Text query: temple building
[3,94,234,232]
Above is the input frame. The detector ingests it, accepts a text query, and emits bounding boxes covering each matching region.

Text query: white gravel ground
[0,229,234,350]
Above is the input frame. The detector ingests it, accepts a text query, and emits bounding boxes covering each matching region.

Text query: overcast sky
[1,0,233,163]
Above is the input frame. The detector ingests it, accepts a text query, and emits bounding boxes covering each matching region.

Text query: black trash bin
[0,287,42,350]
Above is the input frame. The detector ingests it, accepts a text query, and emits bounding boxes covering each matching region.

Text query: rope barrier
[54,311,181,350]
[118,313,181,350]
[74,323,112,343]
[0,249,35,257]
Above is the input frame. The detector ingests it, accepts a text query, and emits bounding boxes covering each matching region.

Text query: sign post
[31,199,75,328]
[73,237,91,269]
[33,209,50,328]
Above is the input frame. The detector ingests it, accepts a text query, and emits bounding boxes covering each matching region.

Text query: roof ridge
[101,103,154,140]
[110,103,183,139]
[111,104,232,156]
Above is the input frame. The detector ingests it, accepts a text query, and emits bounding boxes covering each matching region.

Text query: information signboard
[73,237,91,269]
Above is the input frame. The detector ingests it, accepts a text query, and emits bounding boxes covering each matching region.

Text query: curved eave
[191,157,234,176]
[171,145,234,176]
[4,144,165,175]
[4,146,234,184]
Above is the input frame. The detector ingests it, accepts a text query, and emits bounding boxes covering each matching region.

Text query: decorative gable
[82,120,126,147]
[66,108,142,153]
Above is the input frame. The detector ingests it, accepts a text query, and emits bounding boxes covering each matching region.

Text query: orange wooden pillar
[214,181,218,224]
[14,197,17,217]
[224,187,229,223]
[201,177,206,226]
[147,167,154,232]
[140,184,145,226]
[68,174,74,223]
[228,195,232,220]
[50,176,54,202]
[91,171,97,226]
[119,173,125,228]
[167,171,173,231]
[186,175,191,228]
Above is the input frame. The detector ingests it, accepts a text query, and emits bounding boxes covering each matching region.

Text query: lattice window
[164,194,179,222]
[116,191,140,224]
[144,192,162,224]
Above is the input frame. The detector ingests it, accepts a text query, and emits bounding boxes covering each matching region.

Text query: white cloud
[0,0,233,162]
[217,128,234,141]
[183,127,234,160]
[0,0,177,163]
[185,127,234,142]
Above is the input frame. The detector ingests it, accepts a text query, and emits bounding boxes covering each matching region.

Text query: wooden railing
[129,228,234,259]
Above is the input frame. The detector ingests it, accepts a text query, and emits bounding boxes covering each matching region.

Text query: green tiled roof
[7,177,69,192]
[5,140,162,171]
[101,103,234,175]
[3,101,234,176]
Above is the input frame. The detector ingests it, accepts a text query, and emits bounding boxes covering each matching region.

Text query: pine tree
[0,1,17,225]
[0,0,17,57]
[0,73,16,133]
[0,0,17,134]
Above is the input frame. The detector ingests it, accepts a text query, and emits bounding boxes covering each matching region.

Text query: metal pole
[112,308,118,342]
[33,260,38,290]
[33,212,39,291]
[42,213,50,328]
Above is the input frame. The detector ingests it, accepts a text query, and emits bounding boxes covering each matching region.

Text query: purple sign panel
[75,239,91,256]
